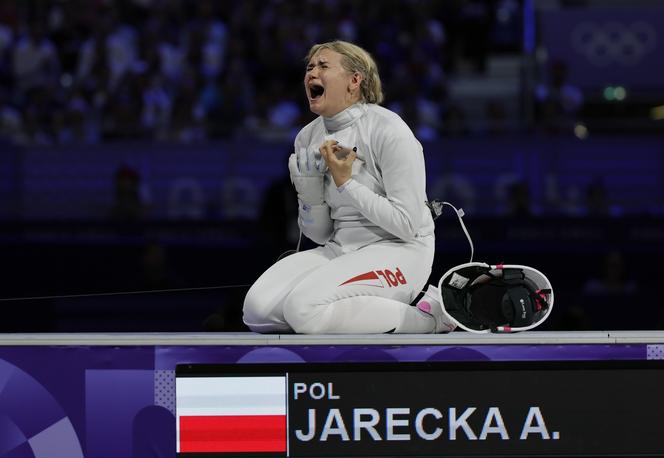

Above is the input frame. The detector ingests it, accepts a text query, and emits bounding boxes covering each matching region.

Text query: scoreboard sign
[176,361,664,457]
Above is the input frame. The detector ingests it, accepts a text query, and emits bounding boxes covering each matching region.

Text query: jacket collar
[323,103,366,132]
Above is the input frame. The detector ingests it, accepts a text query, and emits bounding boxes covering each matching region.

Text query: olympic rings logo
[570,21,657,66]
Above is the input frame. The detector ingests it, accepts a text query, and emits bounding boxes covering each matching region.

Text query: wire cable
[0,283,252,302]
[427,199,474,263]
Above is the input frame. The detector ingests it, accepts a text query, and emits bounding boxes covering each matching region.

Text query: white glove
[288,147,327,206]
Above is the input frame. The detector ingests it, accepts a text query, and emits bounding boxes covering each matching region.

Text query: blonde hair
[305,40,384,104]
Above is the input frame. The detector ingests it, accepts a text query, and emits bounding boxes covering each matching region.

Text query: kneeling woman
[243,40,442,334]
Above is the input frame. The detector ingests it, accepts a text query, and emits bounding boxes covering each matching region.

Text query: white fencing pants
[243,235,436,334]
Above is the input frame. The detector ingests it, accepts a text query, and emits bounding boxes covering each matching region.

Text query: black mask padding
[506,285,535,327]
[469,281,538,328]
[442,265,549,330]
[469,283,512,327]
[442,285,486,329]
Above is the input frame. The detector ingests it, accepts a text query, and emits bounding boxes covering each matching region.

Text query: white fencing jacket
[293,102,435,253]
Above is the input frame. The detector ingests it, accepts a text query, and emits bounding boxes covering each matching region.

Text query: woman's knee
[242,283,276,327]
[282,288,317,333]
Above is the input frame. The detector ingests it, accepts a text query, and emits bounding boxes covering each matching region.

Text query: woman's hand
[319,139,357,187]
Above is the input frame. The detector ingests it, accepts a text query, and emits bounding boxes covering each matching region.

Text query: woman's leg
[282,237,436,334]
[242,246,333,333]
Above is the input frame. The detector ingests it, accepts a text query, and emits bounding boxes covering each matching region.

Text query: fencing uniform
[243,103,437,334]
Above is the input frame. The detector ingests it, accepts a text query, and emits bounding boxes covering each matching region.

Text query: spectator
[169,68,206,142]
[110,164,147,222]
[141,72,172,140]
[0,15,14,81]
[585,178,610,216]
[258,151,300,256]
[138,241,182,290]
[53,87,99,144]
[76,27,111,99]
[506,181,532,217]
[0,0,537,143]
[22,86,58,145]
[535,59,584,134]
[12,22,60,93]
[579,250,644,330]
[0,87,23,143]
[583,251,638,297]
[105,10,139,90]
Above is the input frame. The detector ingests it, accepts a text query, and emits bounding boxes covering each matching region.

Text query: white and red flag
[176,376,287,454]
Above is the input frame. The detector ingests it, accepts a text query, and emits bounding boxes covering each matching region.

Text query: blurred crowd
[0,0,523,145]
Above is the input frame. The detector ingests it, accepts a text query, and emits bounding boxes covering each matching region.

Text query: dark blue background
[0,1,663,332]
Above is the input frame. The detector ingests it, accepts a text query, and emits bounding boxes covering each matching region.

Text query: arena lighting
[603,86,627,102]
[574,123,589,140]
[613,86,627,101]
[651,105,664,120]
[602,86,615,101]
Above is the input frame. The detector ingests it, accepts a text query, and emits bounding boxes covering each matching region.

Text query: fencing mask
[435,262,554,333]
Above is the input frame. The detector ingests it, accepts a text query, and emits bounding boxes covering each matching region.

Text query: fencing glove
[288,147,327,206]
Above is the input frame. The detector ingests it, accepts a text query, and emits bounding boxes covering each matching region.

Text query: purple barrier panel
[0,347,155,458]
[0,342,652,457]
[0,358,83,458]
[154,343,647,367]
[85,370,154,458]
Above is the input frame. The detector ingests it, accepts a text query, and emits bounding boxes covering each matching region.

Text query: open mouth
[309,83,324,100]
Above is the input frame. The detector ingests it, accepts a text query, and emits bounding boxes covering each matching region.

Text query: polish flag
[176,376,287,454]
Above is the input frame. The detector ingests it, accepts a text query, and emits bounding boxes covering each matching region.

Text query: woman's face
[304,48,360,117]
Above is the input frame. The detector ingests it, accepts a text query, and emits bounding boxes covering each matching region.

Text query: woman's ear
[348,71,363,92]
